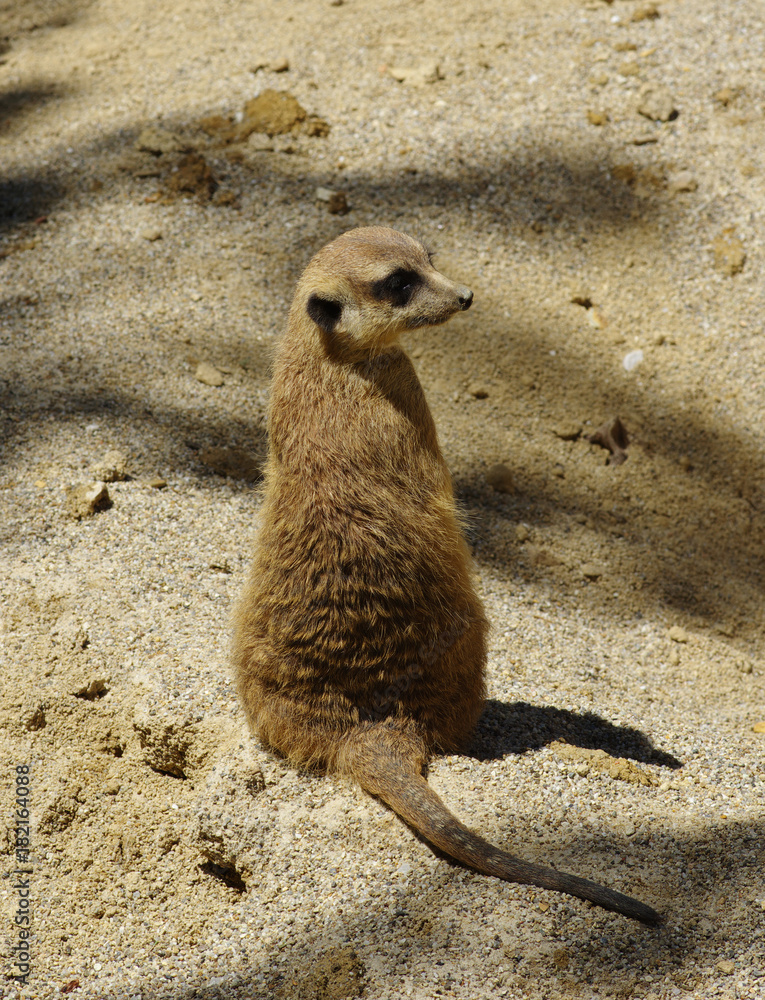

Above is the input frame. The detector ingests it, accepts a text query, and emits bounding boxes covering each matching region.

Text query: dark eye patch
[371,268,421,307]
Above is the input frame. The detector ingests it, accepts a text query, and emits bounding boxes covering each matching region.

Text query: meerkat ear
[307,294,342,333]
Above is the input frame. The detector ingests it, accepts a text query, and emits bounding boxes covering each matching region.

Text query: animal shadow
[468,698,682,769]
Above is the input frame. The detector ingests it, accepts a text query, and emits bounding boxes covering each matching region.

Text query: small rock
[515,524,531,543]
[587,416,629,465]
[315,186,336,202]
[714,86,739,107]
[619,60,640,77]
[23,703,46,731]
[467,383,489,399]
[669,170,698,194]
[550,741,659,786]
[527,546,562,568]
[587,110,608,126]
[668,625,689,643]
[199,446,261,482]
[611,163,637,185]
[327,191,350,215]
[716,960,735,976]
[148,476,168,489]
[736,659,754,675]
[135,125,188,155]
[589,71,609,87]
[90,450,129,482]
[752,721,765,734]
[587,306,607,329]
[581,563,603,580]
[668,647,681,666]
[631,133,659,146]
[74,678,109,700]
[140,228,163,242]
[104,779,121,795]
[302,947,366,1000]
[238,89,307,137]
[631,3,660,22]
[637,84,676,122]
[713,228,746,277]
[167,152,218,202]
[133,704,195,779]
[553,422,582,441]
[247,133,275,152]
[388,61,442,87]
[623,349,644,372]
[486,463,514,494]
[195,362,225,387]
[270,56,290,73]
[66,482,111,519]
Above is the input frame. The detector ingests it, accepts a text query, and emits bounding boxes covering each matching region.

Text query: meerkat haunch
[232,227,660,925]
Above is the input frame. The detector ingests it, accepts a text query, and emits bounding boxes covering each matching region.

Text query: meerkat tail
[340,739,661,926]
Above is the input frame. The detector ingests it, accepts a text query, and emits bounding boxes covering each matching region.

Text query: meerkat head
[295,227,473,353]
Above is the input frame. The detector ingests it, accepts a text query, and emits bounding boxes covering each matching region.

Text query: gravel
[1,1,764,998]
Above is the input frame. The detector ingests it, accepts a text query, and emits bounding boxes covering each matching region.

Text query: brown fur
[232,227,660,925]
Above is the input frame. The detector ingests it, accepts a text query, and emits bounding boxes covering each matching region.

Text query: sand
[1,0,764,997]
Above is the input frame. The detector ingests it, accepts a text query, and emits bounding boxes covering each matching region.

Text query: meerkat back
[233,226,488,766]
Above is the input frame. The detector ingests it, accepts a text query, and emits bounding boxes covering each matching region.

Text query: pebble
[23,703,46,731]
[669,171,698,194]
[195,361,225,386]
[467,382,489,399]
[314,187,349,213]
[166,152,218,202]
[632,3,660,21]
[587,416,629,465]
[135,125,188,155]
[713,228,746,276]
[631,133,659,145]
[388,61,442,87]
[580,563,603,580]
[668,625,689,643]
[619,60,641,77]
[716,960,735,975]
[485,463,514,494]
[552,422,582,441]
[587,110,608,126]
[66,481,111,519]
[90,449,130,482]
[141,228,163,241]
[714,86,739,106]
[637,84,676,122]
[515,524,531,542]
[247,133,275,151]
[148,475,167,489]
[752,721,765,734]
[623,349,644,371]
[327,191,350,214]
[239,89,307,137]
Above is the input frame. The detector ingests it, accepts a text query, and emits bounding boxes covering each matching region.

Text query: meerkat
[232,226,661,925]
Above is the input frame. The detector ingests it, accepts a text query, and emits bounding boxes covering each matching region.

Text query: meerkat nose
[457,287,473,311]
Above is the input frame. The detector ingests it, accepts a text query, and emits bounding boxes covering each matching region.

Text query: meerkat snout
[456,286,473,310]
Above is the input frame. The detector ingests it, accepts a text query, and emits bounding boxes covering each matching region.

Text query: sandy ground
[1,0,764,997]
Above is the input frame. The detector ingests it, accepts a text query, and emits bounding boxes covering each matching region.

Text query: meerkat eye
[373,268,420,306]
